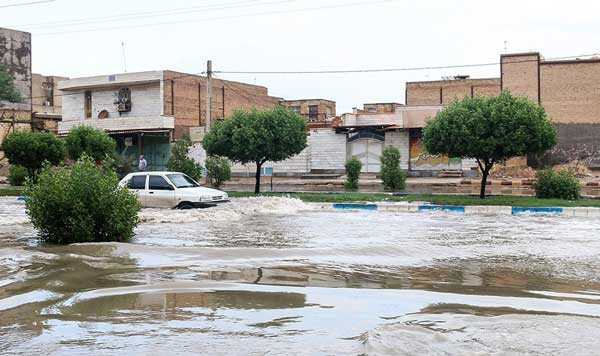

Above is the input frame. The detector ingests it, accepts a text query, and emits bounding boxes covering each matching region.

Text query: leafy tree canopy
[2,131,65,179]
[0,64,22,104]
[203,106,307,193]
[66,126,116,161]
[423,91,557,198]
[167,133,203,180]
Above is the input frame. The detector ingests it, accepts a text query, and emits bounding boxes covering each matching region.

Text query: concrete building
[31,73,68,133]
[0,27,32,138]
[280,99,336,127]
[58,70,281,170]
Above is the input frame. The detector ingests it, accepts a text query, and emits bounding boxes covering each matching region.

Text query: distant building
[31,73,68,133]
[280,99,336,127]
[353,102,404,114]
[58,70,281,170]
[406,52,600,167]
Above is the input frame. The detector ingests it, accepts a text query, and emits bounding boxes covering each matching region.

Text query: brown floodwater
[1,196,600,355]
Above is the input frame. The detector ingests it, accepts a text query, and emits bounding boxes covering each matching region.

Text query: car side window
[129,175,147,190]
[148,175,173,190]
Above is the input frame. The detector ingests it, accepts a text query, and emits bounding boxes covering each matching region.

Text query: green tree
[380,146,406,191]
[0,64,22,104]
[423,91,557,199]
[66,126,116,161]
[2,131,65,180]
[167,133,203,180]
[203,107,307,193]
[344,157,362,191]
[205,155,231,188]
[25,155,141,244]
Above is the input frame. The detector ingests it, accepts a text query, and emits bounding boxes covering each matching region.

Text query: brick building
[353,102,404,114]
[280,99,336,126]
[405,52,600,167]
[58,70,281,170]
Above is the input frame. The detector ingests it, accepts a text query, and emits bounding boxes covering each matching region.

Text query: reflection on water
[1,197,600,355]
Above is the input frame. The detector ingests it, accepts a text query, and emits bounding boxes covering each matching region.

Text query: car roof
[126,171,184,176]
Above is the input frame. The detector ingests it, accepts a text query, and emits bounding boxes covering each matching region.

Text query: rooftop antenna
[504,40,508,54]
[122,42,127,72]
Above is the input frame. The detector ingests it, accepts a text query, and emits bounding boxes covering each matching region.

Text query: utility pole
[206,60,212,131]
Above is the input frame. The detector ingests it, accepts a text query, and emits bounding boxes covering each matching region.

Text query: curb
[328,202,600,217]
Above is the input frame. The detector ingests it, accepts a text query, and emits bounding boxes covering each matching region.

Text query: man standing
[138,155,147,171]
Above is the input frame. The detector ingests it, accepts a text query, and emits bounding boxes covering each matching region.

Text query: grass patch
[226,191,600,207]
[0,186,24,196]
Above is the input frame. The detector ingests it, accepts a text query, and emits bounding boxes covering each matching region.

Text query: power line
[14,52,600,102]
[34,0,398,36]
[215,53,600,75]
[11,0,295,30]
[0,0,54,8]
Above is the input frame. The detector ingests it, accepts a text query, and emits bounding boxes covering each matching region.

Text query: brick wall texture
[406,78,500,106]
[163,71,281,138]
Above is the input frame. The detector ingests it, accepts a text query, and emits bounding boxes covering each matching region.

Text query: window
[289,106,301,113]
[129,175,146,190]
[167,174,199,188]
[84,90,92,119]
[149,175,173,190]
[308,105,319,122]
[367,107,377,113]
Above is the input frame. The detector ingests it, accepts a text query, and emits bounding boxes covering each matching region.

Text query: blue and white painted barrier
[328,202,600,217]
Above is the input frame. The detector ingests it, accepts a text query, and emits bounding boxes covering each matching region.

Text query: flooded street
[1,196,600,355]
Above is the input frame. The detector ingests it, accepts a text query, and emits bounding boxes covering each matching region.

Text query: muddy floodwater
[2,196,600,355]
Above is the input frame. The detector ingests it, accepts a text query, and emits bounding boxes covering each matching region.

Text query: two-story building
[280,99,336,127]
[58,70,281,170]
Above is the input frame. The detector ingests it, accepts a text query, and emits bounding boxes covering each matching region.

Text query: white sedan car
[119,172,229,209]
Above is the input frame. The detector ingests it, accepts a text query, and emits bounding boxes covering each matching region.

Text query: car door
[146,175,176,208]
[128,174,148,207]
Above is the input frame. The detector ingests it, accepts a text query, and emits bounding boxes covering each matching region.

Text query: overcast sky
[2,0,598,113]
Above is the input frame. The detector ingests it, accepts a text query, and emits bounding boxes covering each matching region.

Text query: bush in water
[380,146,406,192]
[534,168,581,200]
[8,164,27,186]
[205,155,231,188]
[25,155,141,244]
[345,157,362,191]
[167,133,203,180]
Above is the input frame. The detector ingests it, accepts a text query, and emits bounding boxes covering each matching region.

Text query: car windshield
[167,174,199,188]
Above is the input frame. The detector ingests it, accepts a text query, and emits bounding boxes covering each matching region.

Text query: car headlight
[199,196,210,202]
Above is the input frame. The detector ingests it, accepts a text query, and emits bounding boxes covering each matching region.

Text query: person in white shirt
[138,155,147,171]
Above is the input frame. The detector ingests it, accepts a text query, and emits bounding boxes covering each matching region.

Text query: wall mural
[409,135,461,171]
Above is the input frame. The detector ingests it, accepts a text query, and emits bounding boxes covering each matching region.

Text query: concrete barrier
[328,202,600,217]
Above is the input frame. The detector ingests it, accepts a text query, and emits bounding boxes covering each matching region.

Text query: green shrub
[345,157,362,191]
[24,155,141,244]
[66,126,116,161]
[205,155,231,188]
[8,165,27,186]
[534,168,581,200]
[380,146,406,191]
[167,134,203,180]
[2,131,64,180]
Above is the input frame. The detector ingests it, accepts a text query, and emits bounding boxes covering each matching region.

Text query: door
[127,174,148,206]
[349,139,384,173]
[146,175,176,208]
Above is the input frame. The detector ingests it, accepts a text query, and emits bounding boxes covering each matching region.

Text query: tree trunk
[477,159,494,199]
[254,161,262,194]
[479,169,489,199]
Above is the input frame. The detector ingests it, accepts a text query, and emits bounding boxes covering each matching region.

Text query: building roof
[280,98,336,104]
[58,70,163,90]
